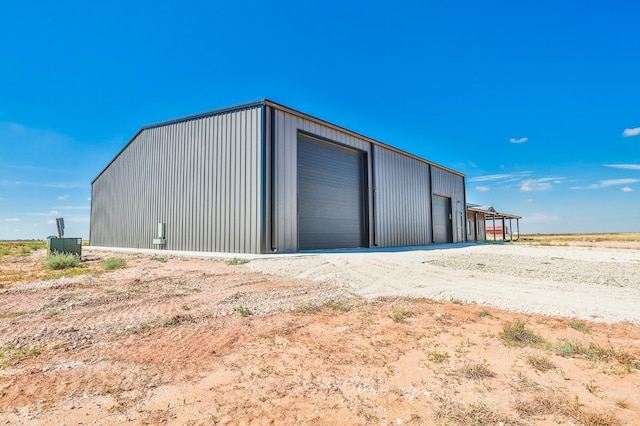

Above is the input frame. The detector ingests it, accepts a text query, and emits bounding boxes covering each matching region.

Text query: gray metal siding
[91,106,262,253]
[431,167,465,243]
[374,146,431,247]
[271,109,373,252]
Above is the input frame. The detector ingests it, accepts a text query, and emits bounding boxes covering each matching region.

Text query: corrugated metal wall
[374,146,431,247]
[91,106,263,253]
[431,166,466,243]
[91,100,467,254]
[271,108,373,252]
[270,105,467,251]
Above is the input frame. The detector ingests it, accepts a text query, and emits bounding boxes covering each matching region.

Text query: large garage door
[432,195,452,244]
[298,134,366,250]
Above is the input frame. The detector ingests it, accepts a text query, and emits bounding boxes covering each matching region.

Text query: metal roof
[467,203,521,220]
[92,99,465,184]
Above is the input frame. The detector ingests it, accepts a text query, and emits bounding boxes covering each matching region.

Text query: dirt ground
[1,245,639,425]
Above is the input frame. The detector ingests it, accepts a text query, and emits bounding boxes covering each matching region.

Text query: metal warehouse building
[90,100,467,254]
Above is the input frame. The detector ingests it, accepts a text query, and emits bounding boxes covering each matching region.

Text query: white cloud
[604,164,640,170]
[520,177,565,192]
[50,210,61,215]
[622,127,640,137]
[5,218,21,222]
[509,137,528,144]
[475,186,490,192]
[587,178,639,189]
[469,172,531,182]
[57,194,69,200]
[54,205,91,210]
[573,178,639,190]
[621,187,634,193]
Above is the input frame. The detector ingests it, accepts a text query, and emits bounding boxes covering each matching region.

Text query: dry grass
[513,390,622,425]
[526,354,556,372]
[500,320,546,347]
[389,308,414,323]
[1,342,41,368]
[0,243,637,425]
[520,232,640,248]
[435,398,523,425]
[459,360,496,380]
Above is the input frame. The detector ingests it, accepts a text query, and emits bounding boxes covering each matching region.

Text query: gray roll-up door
[297,134,366,250]
[432,195,453,244]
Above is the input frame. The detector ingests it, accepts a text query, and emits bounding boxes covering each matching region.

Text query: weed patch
[324,298,352,312]
[554,340,638,371]
[44,252,80,270]
[0,311,28,319]
[103,258,126,271]
[235,306,252,317]
[1,342,41,368]
[227,258,251,266]
[460,360,496,380]
[390,308,414,323]
[293,303,322,314]
[554,339,579,357]
[513,391,621,425]
[43,267,89,280]
[427,350,449,364]
[477,308,493,318]
[162,314,195,328]
[435,398,521,425]
[500,320,546,347]
[568,320,592,334]
[580,343,638,371]
[526,354,556,373]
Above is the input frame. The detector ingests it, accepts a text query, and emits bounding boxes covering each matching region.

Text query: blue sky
[1,0,639,240]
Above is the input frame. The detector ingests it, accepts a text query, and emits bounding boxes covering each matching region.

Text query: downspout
[371,144,378,247]
[462,176,467,243]
[270,106,277,252]
[428,164,434,244]
[89,184,94,245]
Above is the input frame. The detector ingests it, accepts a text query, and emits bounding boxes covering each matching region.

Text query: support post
[492,216,496,241]
[509,218,513,241]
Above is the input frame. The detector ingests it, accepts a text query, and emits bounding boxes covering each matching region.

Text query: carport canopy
[467,204,522,241]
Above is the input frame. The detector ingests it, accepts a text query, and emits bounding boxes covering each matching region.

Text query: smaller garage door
[298,134,367,250]
[432,195,452,244]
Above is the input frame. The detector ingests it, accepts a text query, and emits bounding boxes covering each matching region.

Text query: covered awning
[467,203,522,242]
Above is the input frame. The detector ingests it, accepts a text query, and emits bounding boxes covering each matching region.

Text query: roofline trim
[92,98,466,184]
[91,99,267,184]
[263,100,465,178]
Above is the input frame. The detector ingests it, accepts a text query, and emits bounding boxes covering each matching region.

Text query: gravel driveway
[249,244,640,323]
